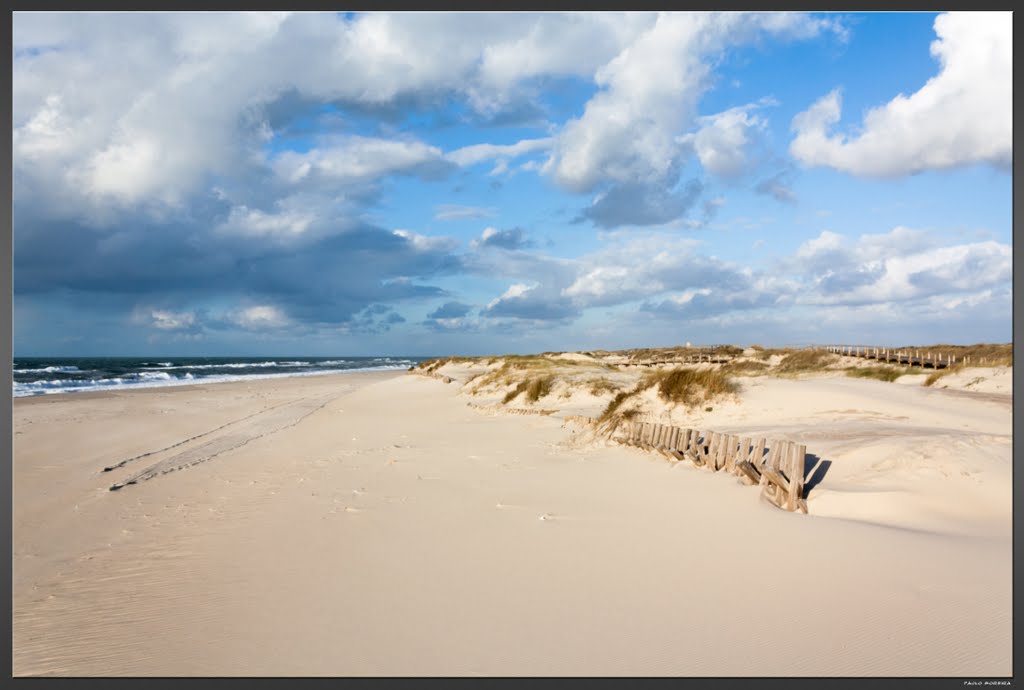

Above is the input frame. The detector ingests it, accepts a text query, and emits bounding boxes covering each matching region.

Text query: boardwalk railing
[564,416,808,513]
[822,345,966,369]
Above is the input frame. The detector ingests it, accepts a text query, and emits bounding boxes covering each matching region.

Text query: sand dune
[13,366,1012,676]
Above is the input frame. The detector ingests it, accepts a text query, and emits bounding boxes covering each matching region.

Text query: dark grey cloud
[427,301,473,319]
[576,178,704,228]
[755,170,797,203]
[13,201,462,331]
[472,226,533,250]
[347,304,408,334]
[481,285,579,322]
[817,265,886,294]
[641,290,780,320]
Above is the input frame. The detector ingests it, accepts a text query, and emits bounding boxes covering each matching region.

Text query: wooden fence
[628,353,734,367]
[823,345,966,369]
[564,416,807,513]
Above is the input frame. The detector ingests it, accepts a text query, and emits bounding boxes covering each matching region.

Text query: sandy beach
[13,363,1012,676]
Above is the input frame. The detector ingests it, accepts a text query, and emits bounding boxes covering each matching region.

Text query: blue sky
[12,11,1012,356]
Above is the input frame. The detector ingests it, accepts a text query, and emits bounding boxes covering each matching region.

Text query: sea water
[12,356,427,397]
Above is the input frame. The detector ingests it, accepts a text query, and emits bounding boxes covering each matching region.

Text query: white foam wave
[12,364,411,397]
[145,361,286,371]
[16,365,82,374]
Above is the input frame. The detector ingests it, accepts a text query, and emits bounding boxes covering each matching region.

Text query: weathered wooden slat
[723,434,737,473]
[716,433,727,471]
[699,431,710,467]
[736,460,761,485]
[787,443,807,512]
[736,437,750,475]
[752,438,766,468]
[759,442,779,488]
[707,432,720,471]
[761,464,789,491]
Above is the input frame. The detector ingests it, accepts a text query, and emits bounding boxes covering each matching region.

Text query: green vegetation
[586,377,623,395]
[923,364,965,387]
[751,347,796,361]
[896,343,1012,368]
[417,355,479,373]
[844,366,915,382]
[721,359,770,375]
[775,349,836,373]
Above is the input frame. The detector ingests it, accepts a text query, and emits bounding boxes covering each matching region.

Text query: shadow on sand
[801,452,832,498]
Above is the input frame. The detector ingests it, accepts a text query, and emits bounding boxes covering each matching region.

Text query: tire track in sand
[100,399,295,473]
[108,395,335,491]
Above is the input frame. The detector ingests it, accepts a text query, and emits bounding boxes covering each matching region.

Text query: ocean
[12,356,428,397]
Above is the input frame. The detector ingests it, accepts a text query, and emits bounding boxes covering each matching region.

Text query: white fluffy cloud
[11,13,652,222]
[446,138,553,167]
[230,305,290,330]
[790,12,1011,177]
[272,136,448,185]
[547,13,839,193]
[793,227,1011,305]
[688,102,771,178]
[12,11,840,230]
[218,205,316,239]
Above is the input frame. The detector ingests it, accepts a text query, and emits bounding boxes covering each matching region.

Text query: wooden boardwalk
[823,345,963,369]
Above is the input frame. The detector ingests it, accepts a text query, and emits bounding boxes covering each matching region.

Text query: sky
[12,11,1013,357]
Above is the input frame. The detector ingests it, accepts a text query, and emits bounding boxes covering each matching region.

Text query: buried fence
[564,416,808,514]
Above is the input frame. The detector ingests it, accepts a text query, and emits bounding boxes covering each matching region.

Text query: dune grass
[913,344,1012,367]
[845,366,915,382]
[599,387,641,421]
[923,364,966,387]
[586,377,623,395]
[598,365,739,421]
[775,349,837,373]
[647,367,739,406]
[502,375,555,404]
[525,376,555,402]
[721,359,770,375]
[418,356,480,373]
[751,347,796,361]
